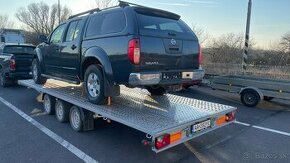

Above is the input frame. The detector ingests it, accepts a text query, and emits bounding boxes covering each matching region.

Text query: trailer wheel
[55,100,70,123]
[43,94,55,115]
[264,96,274,101]
[241,89,260,107]
[32,58,47,84]
[70,106,83,132]
[84,65,105,105]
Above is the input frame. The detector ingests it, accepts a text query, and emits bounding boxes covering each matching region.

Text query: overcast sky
[0,0,289,48]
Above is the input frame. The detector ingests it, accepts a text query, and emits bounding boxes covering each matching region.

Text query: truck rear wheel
[84,65,105,105]
[43,94,55,115]
[32,58,47,84]
[241,90,260,107]
[55,99,70,123]
[69,106,83,132]
[0,72,9,87]
[146,86,167,96]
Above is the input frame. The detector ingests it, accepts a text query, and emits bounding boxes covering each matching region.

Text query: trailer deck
[19,79,237,152]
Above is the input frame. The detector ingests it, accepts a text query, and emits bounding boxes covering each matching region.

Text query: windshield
[3,46,35,54]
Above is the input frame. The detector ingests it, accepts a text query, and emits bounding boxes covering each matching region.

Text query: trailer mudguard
[240,86,264,100]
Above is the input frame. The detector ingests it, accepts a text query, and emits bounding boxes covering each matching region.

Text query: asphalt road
[0,84,289,163]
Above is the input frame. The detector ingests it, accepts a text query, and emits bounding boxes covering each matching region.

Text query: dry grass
[203,63,290,80]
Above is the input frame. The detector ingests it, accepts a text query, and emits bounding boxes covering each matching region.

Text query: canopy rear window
[3,46,35,54]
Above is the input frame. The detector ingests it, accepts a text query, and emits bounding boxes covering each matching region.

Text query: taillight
[226,112,236,122]
[155,134,170,150]
[10,59,16,70]
[198,44,202,66]
[128,38,140,65]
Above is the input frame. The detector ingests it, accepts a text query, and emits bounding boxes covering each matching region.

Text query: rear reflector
[128,38,140,65]
[10,59,16,70]
[155,134,170,150]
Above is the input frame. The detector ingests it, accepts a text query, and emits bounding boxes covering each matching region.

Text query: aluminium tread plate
[18,79,236,137]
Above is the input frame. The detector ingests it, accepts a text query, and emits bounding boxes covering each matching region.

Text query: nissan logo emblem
[170,39,177,45]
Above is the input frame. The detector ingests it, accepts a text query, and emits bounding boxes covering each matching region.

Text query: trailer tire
[146,85,167,96]
[32,59,47,84]
[241,89,260,107]
[43,94,55,115]
[55,100,70,123]
[70,106,83,132]
[264,96,274,101]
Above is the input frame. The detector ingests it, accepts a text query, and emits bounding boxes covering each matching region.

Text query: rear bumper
[129,69,205,86]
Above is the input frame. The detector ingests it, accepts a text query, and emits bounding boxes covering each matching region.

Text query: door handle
[71,44,77,50]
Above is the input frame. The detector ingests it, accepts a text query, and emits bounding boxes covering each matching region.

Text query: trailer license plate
[192,120,211,133]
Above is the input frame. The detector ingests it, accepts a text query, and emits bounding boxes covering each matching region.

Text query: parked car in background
[33,2,204,104]
[0,43,35,87]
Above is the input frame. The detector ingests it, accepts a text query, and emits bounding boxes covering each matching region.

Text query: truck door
[58,20,82,80]
[44,24,66,75]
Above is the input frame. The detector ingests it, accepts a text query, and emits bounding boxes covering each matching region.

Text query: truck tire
[241,89,260,107]
[0,72,9,87]
[43,94,56,115]
[84,65,106,105]
[264,96,274,101]
[69,106,83,132]
[146,86,167,96]
[55,99,70,123]
[32,58,47,84]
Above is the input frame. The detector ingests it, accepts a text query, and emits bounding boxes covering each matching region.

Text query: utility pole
[58,0,61,24]
[242,0,252,74]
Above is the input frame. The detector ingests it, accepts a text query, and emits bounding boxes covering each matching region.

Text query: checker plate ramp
[19,79,236,137]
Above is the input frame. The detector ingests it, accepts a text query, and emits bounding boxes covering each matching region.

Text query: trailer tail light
[128,38,140,65]
[226,111,236,122]
[198,44,202,66]
[216,111,236,126]
[10,59,16,70]
[155,134,170,150]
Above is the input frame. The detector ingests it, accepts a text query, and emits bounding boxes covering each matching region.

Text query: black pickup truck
[33,1,204,104]
[0,43,35,87]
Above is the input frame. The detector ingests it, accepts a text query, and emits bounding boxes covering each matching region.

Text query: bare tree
[206,33,244,64]
[281,32,290,52]
[15,2,71,35]
[95,0,117,9]
[0,14,14,29]
[192,25,209,46]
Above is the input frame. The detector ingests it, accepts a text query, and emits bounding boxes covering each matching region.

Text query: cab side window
[65,21,80,42]
[50,24,66,44]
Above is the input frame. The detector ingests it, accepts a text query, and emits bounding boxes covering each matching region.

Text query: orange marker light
[216,115,226,126]
[170,132,182,143]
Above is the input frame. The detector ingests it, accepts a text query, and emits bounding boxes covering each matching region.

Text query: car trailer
[211,75,290,107]
[19,79,237,153]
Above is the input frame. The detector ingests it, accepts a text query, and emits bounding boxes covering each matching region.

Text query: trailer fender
[239,87,264,100]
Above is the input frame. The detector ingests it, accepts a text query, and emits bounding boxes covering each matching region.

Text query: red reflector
[10,59,16,70]
[155,134,170,150]
[198,44,202,66]
[226,112,236,122]
[128,38,140,65]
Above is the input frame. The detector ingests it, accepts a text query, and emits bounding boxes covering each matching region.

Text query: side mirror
[39,35,48,43]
